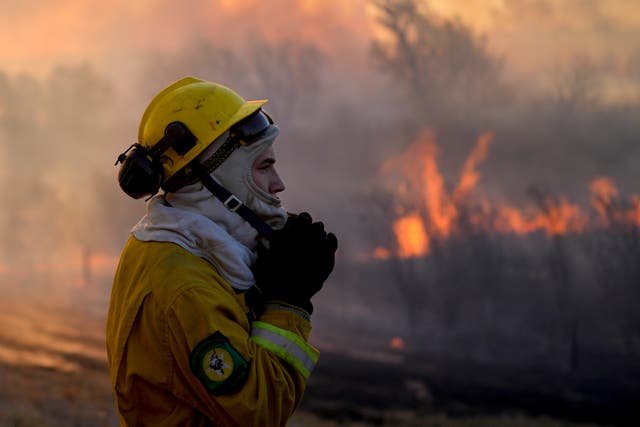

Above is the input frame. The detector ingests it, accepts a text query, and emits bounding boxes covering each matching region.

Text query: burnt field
[303,350,640,426]
[0,288,638,427]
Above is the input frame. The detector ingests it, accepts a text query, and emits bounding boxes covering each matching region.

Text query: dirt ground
[0,291,636,427]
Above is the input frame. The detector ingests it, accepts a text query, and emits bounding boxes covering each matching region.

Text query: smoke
[0,1,639,380]
[492,1,640,92]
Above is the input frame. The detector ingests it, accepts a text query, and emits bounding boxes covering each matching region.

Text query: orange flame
[452,131,493,204]
[382,130,493,258]
[492,196,587,236]
[372,246,391,260]
[393,213,430,257]
[590,176,619,226]
[631,196,640,226]
[420,131,456,237]
[376,130,640,259]
[389,336,406,350]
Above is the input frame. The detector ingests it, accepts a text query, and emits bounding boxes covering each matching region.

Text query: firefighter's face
[251,146,285,197]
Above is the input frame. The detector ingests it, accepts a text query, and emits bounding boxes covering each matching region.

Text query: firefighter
[106,77,338,426]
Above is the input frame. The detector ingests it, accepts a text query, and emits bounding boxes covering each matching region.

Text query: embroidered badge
[190,331,250,395]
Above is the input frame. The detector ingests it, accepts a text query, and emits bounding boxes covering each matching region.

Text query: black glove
[252,212,338,314]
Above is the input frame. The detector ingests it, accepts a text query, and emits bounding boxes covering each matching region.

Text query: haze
[1,2,639,424]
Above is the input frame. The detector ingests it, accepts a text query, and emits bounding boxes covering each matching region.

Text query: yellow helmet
[138,77,267,185]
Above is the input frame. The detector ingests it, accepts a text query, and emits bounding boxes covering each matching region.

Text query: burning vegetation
[337,125,640,379]
[374,130,640,260]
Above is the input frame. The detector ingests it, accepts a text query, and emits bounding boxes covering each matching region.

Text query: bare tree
[551,55,602,119]
[248,39,325,122]
[370,0,505,123]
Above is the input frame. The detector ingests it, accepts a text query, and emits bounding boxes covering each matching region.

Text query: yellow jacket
[106,237,319,426]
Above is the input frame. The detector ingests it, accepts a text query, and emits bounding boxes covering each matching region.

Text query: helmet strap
[163,137,241,192]
[192,163,274,239]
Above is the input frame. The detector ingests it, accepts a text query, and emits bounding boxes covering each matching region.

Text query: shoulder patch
[190,331,250,396]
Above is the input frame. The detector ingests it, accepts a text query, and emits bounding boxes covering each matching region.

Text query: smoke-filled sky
[0,0,370,80]
[438,1,640,61]
[1,0,640,278]
[2,0,640,92]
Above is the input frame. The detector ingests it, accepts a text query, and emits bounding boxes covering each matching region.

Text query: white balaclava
[165,123,288,246]
[203,124,288,232]
[131,124,287,290]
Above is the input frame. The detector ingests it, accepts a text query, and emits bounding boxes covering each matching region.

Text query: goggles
[228,110,274,146]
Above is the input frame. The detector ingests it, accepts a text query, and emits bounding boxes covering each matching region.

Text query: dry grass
[288,410,612,427]
[0,290,623,427]
[0,290,117,427]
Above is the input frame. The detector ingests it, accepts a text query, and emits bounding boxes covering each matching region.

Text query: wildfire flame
[389,336,406,351]
[377,130,640,259]
[394,213,430,258]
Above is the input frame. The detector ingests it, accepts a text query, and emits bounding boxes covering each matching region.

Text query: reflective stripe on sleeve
[250,321,319,380]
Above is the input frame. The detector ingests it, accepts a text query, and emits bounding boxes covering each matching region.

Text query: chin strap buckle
[223,195,243,212]
[193,163,274,238]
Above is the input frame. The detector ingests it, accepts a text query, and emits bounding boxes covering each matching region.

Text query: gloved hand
[252,212,338,314]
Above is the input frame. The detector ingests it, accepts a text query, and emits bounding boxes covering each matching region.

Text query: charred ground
[0,292,638,427]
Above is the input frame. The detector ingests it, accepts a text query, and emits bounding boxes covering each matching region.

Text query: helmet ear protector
[115,122,197,199]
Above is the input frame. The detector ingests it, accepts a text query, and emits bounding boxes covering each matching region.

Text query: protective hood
[198,124,287,231]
